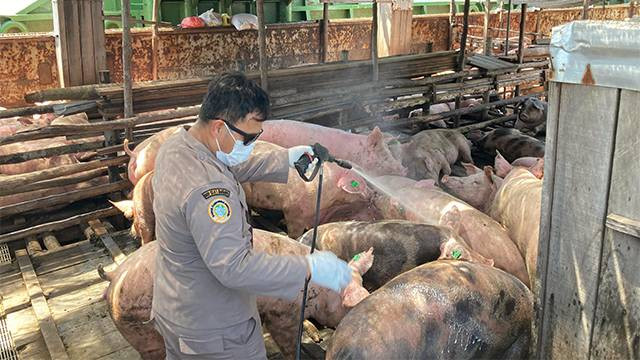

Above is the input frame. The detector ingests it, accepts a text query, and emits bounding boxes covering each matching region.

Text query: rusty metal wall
[0,4,632,108]
[0,33,58,107]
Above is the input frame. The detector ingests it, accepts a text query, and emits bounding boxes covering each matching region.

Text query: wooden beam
[582,0,590,19]
[80,0,97,84]
[42,233,61,251]
[122,0,134,119]
[257,0,269,91]
[92,0,107,78]
[371,0,379,81]
[484,0,491,55]
[606,213,640,238]
[515,3,527,96]
[51,0,70,87]
[151,0,160,80]
[448,0,457,50]
[16,249,70,360]
[505,0,512,55]
[0,156,127,196]
[321,2,330,63]
[457,0,471,72]
[0,181,130,218]
[0,207,120,245]
[0,141,104,165]
[88,220,126,265]
[25,236,43,255]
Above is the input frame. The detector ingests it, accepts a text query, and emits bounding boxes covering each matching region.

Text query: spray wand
[293,143,352,360]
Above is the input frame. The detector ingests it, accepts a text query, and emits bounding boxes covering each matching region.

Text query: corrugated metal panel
[550,21,640,92]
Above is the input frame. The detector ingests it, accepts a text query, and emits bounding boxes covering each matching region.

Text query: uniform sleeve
[184,183,308,300]
[230,149,290,183]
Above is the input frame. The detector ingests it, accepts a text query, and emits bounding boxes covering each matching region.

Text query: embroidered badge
[208,199,232,223]
[202,187,231,199]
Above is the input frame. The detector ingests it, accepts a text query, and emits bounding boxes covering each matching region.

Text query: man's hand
[287,145,314,168]
[305,250,352,293]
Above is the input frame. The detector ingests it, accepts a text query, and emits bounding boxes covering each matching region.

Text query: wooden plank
[531,81,561,358]
[52,0,70,87]
[5,306,51,360]
[590,88,640,360]
[0,265,30,315]
[95,346,141,360]
[65,0,83,86]
[92,0,107,76]
[538,83,619,359]
[89,220,126,265]
[16,249,70,360]
[79,0,97,84]
[38,255,112,300]
[42,233,61,251]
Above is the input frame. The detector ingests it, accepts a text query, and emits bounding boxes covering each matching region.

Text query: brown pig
[111,171,156,244]
[476,128,545,162]
[99,230,373,360]
[326,261,534,359]
[389,129,473,180]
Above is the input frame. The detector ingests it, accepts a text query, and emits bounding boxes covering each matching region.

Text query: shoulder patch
[202,187,231,199]
[208,199,232,223]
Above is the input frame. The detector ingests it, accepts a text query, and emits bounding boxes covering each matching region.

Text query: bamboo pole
[0,207,120,245]
[0,181,130,218]
[257,0,268,90]
[0,156,128,195]
[0,104,57,118]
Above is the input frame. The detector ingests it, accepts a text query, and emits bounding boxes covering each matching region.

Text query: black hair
[198,72,270,124]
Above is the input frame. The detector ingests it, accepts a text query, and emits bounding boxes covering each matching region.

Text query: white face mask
[215,122,256,166]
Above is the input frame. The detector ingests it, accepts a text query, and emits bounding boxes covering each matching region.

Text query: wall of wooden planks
[52,0,107,87]
[534,81,640,359]
[377,0,414,57]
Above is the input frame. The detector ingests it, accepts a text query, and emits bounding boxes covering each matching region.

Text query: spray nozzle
[294,143,353,182]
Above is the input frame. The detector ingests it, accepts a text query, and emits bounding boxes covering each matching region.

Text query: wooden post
[534,9,542,44]
[321,2,329,63]
[515,3,527,97]
[454,0,470,126]
[257,0,269,91]
[448,0,457,50]
[483,0,491,55]
[582,0,590,19]
[151,0,160,80]
[122,0,133,119]
[371,0,379,82]
[504,0,512,55]
[377,0,413,57]
[630,0,636,18]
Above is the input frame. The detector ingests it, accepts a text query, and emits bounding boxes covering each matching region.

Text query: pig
[369,175,529,287]
[388,129,473,180]
[440,164,503,212]
[298,220,493,291]
[489,168,542,287]
[494,151,544,179]
[125,125,189,185]
[111,171,156,244]
[325,260,534,359]
[243,141,376,238]
[0,139,79,175]
[475,128,545,162]
[426,99,481,127]
[0,175,107,210]
[259,119,407,176]
[0,114,55,137]
[99,230,373,360]
[515,97,547,135]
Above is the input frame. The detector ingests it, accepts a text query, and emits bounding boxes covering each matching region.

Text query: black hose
[295,165,324,360]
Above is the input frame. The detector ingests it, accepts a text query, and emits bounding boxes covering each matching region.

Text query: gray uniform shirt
[151,127,308,334]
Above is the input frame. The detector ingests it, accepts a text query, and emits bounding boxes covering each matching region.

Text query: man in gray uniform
[151,72,353,359]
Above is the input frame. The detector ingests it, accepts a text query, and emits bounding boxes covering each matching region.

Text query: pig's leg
[264,313,299,360]
[456,137,473,163]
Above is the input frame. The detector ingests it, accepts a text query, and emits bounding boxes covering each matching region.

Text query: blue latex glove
[287,145,314,168]
[306,250,352,292]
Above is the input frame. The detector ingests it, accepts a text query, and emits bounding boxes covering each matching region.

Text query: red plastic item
[180,16,206,28]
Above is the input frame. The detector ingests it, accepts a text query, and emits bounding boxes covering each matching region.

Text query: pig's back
[326,260,533,360]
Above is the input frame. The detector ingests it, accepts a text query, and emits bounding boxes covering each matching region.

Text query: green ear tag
[351,180,359,188]
[352,254,361,261]
[452,249,462,259]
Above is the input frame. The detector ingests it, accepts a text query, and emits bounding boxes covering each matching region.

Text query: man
[150,72,353,359]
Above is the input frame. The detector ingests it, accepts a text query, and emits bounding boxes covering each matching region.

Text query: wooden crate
[533,81,640,359]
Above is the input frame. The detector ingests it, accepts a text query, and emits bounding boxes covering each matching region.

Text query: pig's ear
[462,162,481,175]
[529,158,544,179]
[110,200,134,219]
[483,166,495,184]
[342,285,370,308]
[366,127,384,148]
[338,174,366,194]
[494,151,512,177]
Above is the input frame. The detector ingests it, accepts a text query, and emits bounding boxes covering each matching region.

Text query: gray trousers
[153,313,267,360]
